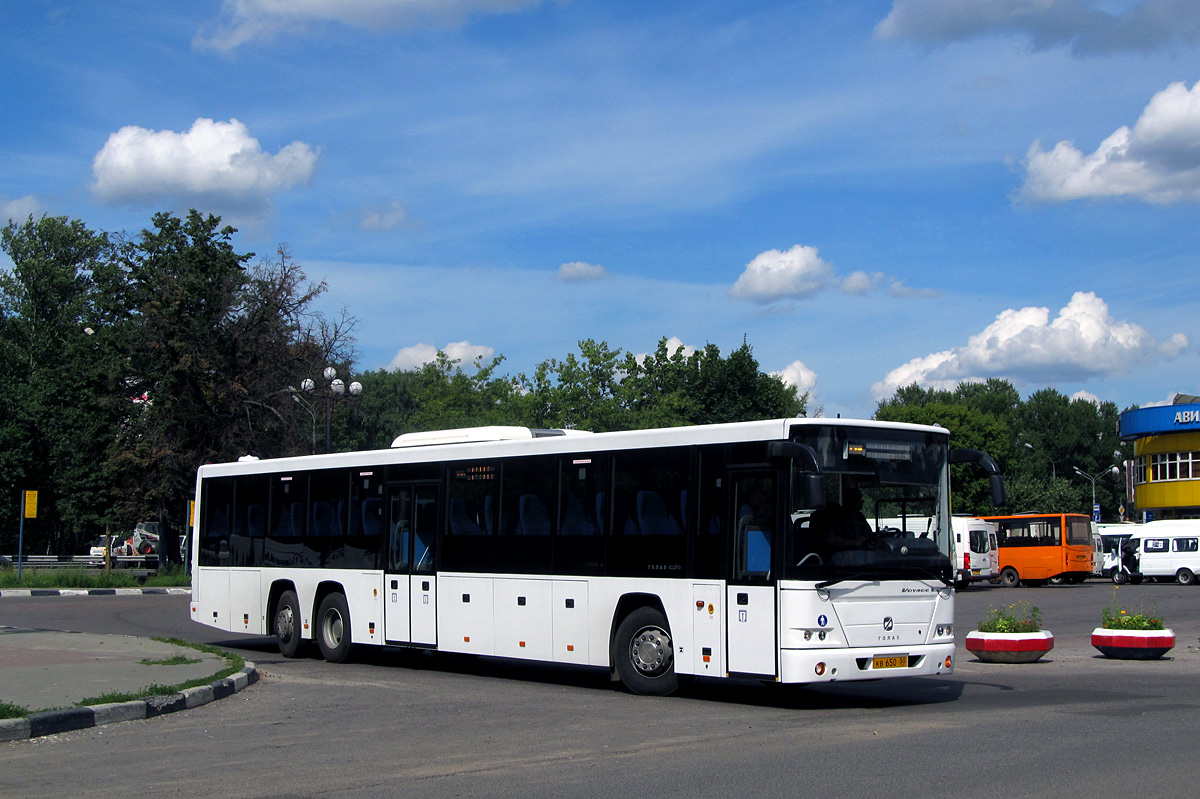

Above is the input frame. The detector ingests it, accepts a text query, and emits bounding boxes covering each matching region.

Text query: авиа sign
[1120,404,1200,439]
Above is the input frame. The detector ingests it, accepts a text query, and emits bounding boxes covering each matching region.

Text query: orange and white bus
[979,513,1094,587]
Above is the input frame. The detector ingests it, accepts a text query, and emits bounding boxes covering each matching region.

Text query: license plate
[872,656,908,670]
[971,569,981,575]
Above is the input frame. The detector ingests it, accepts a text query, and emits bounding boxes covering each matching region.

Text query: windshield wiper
[815,572,877,590]
[816,567,951,590]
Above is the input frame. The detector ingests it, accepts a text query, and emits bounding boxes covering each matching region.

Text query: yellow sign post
[18,490,37,579]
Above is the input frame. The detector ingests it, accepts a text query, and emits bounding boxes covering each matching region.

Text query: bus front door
[384,484,439,646]
[726,471,778,677]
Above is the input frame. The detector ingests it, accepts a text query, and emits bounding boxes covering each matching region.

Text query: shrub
[977,601,1042,633]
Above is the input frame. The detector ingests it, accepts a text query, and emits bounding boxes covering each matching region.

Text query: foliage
[1101,588,1165,630]
[0,701,30,720]
[1,211,351,557]
[875,380,1126,520]
[512,338,805,434]
[977,601,1043,633]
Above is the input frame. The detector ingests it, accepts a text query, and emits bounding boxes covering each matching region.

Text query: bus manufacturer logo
[883,617,894,631]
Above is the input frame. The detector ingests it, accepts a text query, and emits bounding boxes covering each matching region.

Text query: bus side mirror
[801,475,826,510]
[950,448,1008,508]
[768,441,826,510]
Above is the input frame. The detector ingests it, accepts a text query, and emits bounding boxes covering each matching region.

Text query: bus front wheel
[614,607,678,696]
[274,590,303,658]
[316,593,354,663]
[1000,568,1020,588]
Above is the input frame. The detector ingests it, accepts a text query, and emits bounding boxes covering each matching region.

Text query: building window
[1138,451,1200,484]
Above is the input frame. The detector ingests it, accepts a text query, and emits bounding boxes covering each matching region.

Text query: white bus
[189,418,1004,695]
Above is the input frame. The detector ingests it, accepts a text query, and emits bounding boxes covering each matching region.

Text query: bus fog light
[804,630,812,641]
[818,631,826,641]
[815,662,826,676]
[945,655,953,668]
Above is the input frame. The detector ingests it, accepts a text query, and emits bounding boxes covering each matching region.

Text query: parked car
[0,553,12,568]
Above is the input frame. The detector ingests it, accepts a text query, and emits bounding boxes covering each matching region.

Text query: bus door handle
[737,593,749,606]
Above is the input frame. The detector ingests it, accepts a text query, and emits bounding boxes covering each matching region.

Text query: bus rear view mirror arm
[950,448,1008,508]
[768,441,826,510]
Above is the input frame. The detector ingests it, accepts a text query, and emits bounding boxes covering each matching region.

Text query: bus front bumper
[778,643,956,683]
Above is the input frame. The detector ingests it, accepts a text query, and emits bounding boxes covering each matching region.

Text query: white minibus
[1124,520,1200,585]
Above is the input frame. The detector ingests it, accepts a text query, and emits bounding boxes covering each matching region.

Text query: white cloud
[388,340,495,371]
[361,200,411,232]
[728,245,836,303]
[1,195,40,223]
[196,0,548,52]
[729,245,936,305]
[1071,389,1101,405]
[634,336,698,366]
[872,291,1188,399]
[91,118,318,216]
[875,0,1200,55]
[1022,81,1200,204]
[556,261,609,283]
[888,280,941,298]
[842,271,882,295]
[773,359,819,399]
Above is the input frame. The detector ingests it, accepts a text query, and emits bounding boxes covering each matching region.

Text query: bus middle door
[384,483,439,646]
[726,470,778,677]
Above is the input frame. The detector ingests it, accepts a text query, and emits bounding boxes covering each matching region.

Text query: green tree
[110,213,348,528]
[877,380,1128,521]
[0,215,125,555]
[875,394,1010,515]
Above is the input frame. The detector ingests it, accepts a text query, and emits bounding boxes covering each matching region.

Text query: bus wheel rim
[630,626,671,674]
[276,606,295,641]
[323,610,343,648]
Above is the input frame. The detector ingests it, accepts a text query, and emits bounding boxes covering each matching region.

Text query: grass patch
[139,654,203,666]
[74,639,245,708]
[0,566,190,590]
[5,639,247,716]
[0,701,31,721]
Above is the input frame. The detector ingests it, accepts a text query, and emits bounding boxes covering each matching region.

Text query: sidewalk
[0,626,257,742]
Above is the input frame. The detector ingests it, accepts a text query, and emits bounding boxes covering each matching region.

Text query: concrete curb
[0,663,257,742]
[0,587,190,598]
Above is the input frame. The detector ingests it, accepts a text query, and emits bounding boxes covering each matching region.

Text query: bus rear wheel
[1000,567,1020,588]
[1176,568,1195,586]
[274,590,303,658]
[316,592,354,663]
[614,607,678,696]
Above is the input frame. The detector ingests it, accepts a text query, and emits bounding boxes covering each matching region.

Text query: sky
[3,0,1199,419]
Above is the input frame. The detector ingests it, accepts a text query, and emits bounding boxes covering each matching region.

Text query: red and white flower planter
[1091,627,1175,660]
[965,631,1054,664]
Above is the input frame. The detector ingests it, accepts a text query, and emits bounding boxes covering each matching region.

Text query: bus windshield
[785,425,951,584]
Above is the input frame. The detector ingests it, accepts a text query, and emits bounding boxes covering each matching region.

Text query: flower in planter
[977,601,1042,634]
[1093,588,1174,660]
[1100,589,1165,630]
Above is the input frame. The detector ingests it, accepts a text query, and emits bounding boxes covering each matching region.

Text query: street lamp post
[1024,442,1056,480]
[1073,465,1119,522]
[290,366,363,454]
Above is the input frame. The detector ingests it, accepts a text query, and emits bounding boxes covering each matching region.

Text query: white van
[951,516,999,588]
[1125,520,1200,585]
[1096,523,1139,578]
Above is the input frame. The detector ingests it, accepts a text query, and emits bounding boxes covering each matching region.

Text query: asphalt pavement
[0,588,257,742]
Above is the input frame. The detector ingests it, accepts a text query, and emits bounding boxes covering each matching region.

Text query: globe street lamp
[290,366,363,454]
[1073,465,1120,522]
